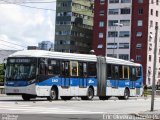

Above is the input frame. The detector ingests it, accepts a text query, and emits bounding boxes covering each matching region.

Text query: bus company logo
[52,79,58,83]
[88,79,94,84]
[125,82,129,85]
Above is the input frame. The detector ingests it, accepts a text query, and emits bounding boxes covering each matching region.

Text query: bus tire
[22,94,31,101]
[99,96,110,100]
[124,88,130,100]
[81,87,94,100]
[61,96,72,100]
[47,87,58,101]
[119,88,130,100]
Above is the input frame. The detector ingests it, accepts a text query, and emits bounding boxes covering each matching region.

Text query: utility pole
[112,23,123,58]
[151,25,158,111]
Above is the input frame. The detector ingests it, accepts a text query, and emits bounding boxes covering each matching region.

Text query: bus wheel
[99,96,110,100]
[22,94,31,101]
[81,87,94,100]
[119,89,130,100]
[61,96,72,100]
[124,88,130,100]
[47,87,58,101]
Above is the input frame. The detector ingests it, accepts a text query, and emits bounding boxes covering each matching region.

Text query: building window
[99,32,104,38]
[151,9,153,15]
[138,0,143,3]
[107,43,117,49]
[138,8,143,15]
[156,22,158,26]
[156,11,159,17]
[149,55,152,61]
[149,43,152,51]
[151,0,154,4]
[99,10,105,16]
[137,20,143,26]
[109,0,119,3]
[121,0,131,3]
[136,43,142,49]
[119,43,129,49]
[120,20,130,26]
[108,20,119,26]
[108,9,119,15]
[100,0,105,4]
[107,54,117,58]
[136,32,142,37]
[119,54,129,60]
[136,55,142,61]
[97,44,103,48]
[99,21,104,27]
[156,0,159,5]
[108,31,118,37]
[150,20,153,27]
[120,8,130,14]
[119,31,130,37]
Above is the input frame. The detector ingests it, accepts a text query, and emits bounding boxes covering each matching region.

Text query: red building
[92,0,160,86]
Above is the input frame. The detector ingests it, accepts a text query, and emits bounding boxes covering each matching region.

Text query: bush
[0,64,4,86]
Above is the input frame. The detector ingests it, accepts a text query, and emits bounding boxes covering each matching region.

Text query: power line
[0,39,27,48]
[0,0,56,11]
[0,0,93,12]
[0,43,24,50]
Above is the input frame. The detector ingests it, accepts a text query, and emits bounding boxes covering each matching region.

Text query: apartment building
[93,0,160,86]
[54,0,93,54]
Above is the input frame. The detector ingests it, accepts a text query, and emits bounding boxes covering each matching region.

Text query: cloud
[0,1,56,50]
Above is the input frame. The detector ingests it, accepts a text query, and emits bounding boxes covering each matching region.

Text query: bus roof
[9,50,141,67]
[9,50,97,62]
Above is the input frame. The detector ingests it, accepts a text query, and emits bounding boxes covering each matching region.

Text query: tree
[0,64,4,86]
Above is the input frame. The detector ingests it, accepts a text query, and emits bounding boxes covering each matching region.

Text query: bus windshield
[6,64,36,80]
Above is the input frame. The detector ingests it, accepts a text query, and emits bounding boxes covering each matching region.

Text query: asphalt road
[0,95,160,120]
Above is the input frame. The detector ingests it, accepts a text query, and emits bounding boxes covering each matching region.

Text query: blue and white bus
[4,50,143,101]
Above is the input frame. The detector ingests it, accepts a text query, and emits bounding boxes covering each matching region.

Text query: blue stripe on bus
[5,77,142,88]
[36,77,97,87]
[107,78,143,88]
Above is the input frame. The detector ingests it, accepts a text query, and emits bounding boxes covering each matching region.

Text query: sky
[0,0,56,50]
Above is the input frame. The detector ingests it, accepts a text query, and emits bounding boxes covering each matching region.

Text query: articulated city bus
[4,50,143,101]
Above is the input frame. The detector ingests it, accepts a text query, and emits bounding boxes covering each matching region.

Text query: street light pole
[151,25,158,111]
[113,23,123,58]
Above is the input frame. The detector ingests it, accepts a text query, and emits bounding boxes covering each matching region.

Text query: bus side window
[119,65,123,79]
[39,58,48,75]
[61,61,70,77]
[124,66,129,79]
[129,67,132,79]
[131,67,136,80]
[83,63,87,77]
[71,61,78,76]
[87,62,96,77]
[79,62,83,76]
[48,60,60,75]
[136,67,141,77]
[112,65,119,79]
[107,64,112,79]
[79,62,87,77]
